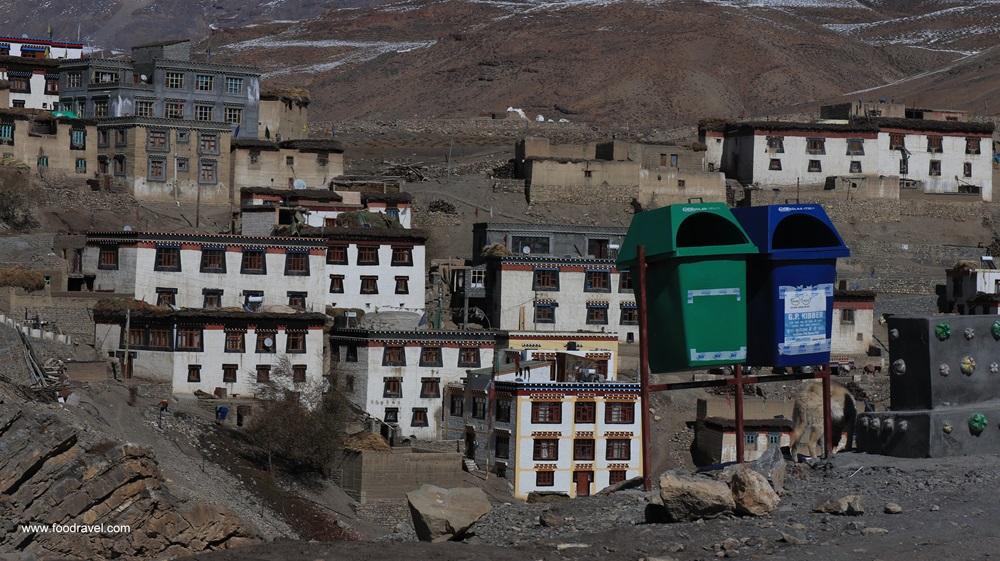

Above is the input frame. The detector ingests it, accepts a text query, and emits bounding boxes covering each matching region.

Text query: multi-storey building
[239,188,413,235]
[58,40,260,139]
[81,231,328,313]
[94,304,326,397]
[0,108,95,176]
[506,331,620,378]
[330,328,504,440]
[0,55,60,109]
[0,36,83,60]
[231,138,344,191]
[444,354,642,499]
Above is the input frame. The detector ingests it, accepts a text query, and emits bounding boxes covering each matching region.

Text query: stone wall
[334,447,465,503]
[0,288,132,345]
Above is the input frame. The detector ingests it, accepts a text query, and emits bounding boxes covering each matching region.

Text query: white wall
[875,131,992,201]
[831,307,874,356]
[326,243,426,313]
[0,71,58,109]
[749,135,879,187]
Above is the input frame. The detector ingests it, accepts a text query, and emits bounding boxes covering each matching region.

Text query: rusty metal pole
[734,364,745,463]
[637,245,653,492]
[822,365,834,458]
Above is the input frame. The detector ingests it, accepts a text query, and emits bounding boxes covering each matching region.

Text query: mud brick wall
[0,289,131,345]
[335,448,465,503]
[528,182,640,204]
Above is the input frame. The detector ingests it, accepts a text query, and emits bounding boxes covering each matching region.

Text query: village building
[94,304,326,397]
[258,87,309,141]
[692,417,792,465]
[230,138,344,191]
[81,231,328,313]
[95,117,232,203]
[941,258,1000,315]
[832,289,876,360]
[0,55,61,109]
[330,328,505,440]
[0,36,84,60]
[444,353,641,499]
[506,331,620,378]
[239,188,412,235]
[0,108,96,176]
[58,39,261,139]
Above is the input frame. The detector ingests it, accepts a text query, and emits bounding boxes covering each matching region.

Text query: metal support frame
[636,244,834,492]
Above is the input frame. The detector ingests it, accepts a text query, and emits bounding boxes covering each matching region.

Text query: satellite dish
[521,246,531,255]
[140,74,148,82]
[263,337,274,348]
[292,179,307,190]
[123,224,132,231]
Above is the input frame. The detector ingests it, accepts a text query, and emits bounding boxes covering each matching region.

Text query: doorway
[574,471,593,497]
[464,428,477,460]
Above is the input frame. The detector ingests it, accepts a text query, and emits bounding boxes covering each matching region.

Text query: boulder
[730,465,780,516]
[654,471,735,522]
[813,495,864,516]
[750,444,787,494]
[406,485,491,542]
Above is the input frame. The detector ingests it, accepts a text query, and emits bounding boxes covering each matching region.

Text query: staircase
[463,458,479,473]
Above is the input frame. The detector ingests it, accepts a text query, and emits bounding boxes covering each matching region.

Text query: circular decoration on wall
[969,413,988,436]
[935,323,952,341]
[961,356,977,376]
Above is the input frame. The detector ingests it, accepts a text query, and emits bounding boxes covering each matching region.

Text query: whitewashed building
[82,231,328,313]
[943,259,1000,315]
[831,289,876,358]
[94,306,326,397]
[444,355,642,499]
[239,188,413,236]
[330,329,503,440]
[0,37,83,59]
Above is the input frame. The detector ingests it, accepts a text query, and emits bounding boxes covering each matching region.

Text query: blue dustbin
[732,204,850,367]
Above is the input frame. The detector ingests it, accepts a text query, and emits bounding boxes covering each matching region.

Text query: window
[67,72,81,88]
[383,346,406,367]
[606,402,635,424]
[840,308,855,324]
[329,275,344,293]
[128,326,145,349]
[583,170,592,178]
[114,129,127,146]
[357,246,379,265]
[470,269,486,288]
[536,471,555,487]
[36,156,48,169]
[176,327,203,351]
[889,133,905,150]
[195,105,214,121]
[533,269,558,291]
[223,364,238,384]
[574,439,595,461]
[187,365,201,383]
[327,245,348,264]
[195,75,214,91]
[155,288,176,307]
[585,271,610,292]
[394,276,409,294]
[620,306,638,325]
[204,289,223,309]
[292,365,307,383]
[224,107,242,125]
[929,160,941,176]
[419,346,443,367]
[846,138,865,156]
[148,326,171,349]
[899,158,908,175]
[70,129,86,150]
[450,394,464,416]
[0,122,15,144]
[199,133,219,154]
[768,158,782,171]
[154,247,181,271]
[472,396,487,419]
[966,137,981,155]
[807,159,822,173]
[286,331,306,353]
[534,303,556,324]
[420,378,440,398]
[384,408,399,423]
[75,158,86,173]
[176,130,190,143]
[135,100,154,117]
[284,252,309,275]
[849,161,862,174]
[746,433,758,446]
[458,347,480,367]
[165,102,184,119]
[286,155,295,166]
[927,135,943,153]
[606,439,631,461]
[147,158,166,181]
[345,375,355,392]
[318,153,329,167]
[964,162,973,178]
[165,72,184,89]
[96,129,108,147]
[287,292,306,310]
[241,250,265,274]
[225,77,243,95]
[391,246,412,266]
[586,304,608,325]
[496,399,511,423]
[495,432,510,459]
[147,129,168,151]
[575,401,596,423]
[609,470,627,485]
[806,138,825,155]
[411,408,429,427]
[98,246,118,269]
[360,276,378,294]
[94,99,108,118]
[531,402,561,424]
[533,439,559,461]
[98,156,108,174]
[587,238,611,259]
[9,77,28,92]
[113,155,126,176]
[512,235,550,255]
[200,249,226,273]
[346,345,358,362]
[256,365,271,383]
[383,377,402,398]
[249,150,260,165]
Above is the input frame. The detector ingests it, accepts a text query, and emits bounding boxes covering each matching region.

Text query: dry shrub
[0,266,45,291]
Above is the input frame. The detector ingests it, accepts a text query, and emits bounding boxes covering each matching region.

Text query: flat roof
[85,230,326,247]
[241,186,343,202]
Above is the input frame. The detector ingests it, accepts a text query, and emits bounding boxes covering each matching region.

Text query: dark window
[346,345,358,362]
[964,162,973,178]
[966,137,981,155]
[609,470,627,485]
[927,135,943,153]
[97,129,109,147]
[222,364,237,383]
[255,330,277,353]
[606,402,635,424]
[450,394,464,416]
[534,304,556,324]
[127,326,143,348]
[496,399,511,423]
[807,159,822,173]
[533,269,559,291]
[199,159,218,184]
[327,245,348,264]
[846,138,865,155]
[585,271,610,292]
[360,276,378,294]
[114,129,127,146]
[187,365,201,383]
[458,347,480,367]
[606,439,631,460]
[225,330,245,352]
[286,331,306,353]
[256,365,271,383]
[574,439,595,461]
[70,128,86,150]
[495,432,510,459]
[531,402,561,424]
[241,250,266,274]
[619,271,633,292]
[929,160,942,176]
[98,246,118,270]
[332,344,341,363]
[383,378,402,398]
[889,133,905,150]
[148,326,172,349]
[391,246,412,266]
[292,365,307,383]
[900,158,908,175]
[587,238,610,259]
[586,305,608,325]
[765,135,784,153]
[176,328,203,351]
[512,236,550,255]
[472,396,487,419]
[200,249,226,273]
[768,158,782,171]
[419,346,443,367]
[620,307,638,325]
[536,471,555,487]
[395,276,409,294]
[420,378,440,398]
[147,129,168,151]
[155,288,176,307]
[357,246,379,265]
[806,138,825,155]
[384,407,399,423]
[575,401,596,423]
[411,408,429,427]
[841,308,856,324]
[199,132,219,154]
[533,439,559,461]
[287,292,306,310]
[329,275,344,293]
[849,161,862,173]
[154,247,181,271]
[383,346,406,366]
[285,252,309,275]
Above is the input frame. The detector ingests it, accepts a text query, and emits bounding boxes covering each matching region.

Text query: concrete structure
[0,108,96,177]
[832,289,876,358]
[239,188,413,235]
[94,306,326,396]
[444,354,641,499]
[942,259,1000,315]
[334,447,464,503]
[59,39,261,139]
[506,331,620,378]
[230,139,344,191]
[0,55,60,109]
[81,231,328,313]
[330,328,504,440]
[258,88,309,141]
[96,117,232,203]
[0,36,83,60]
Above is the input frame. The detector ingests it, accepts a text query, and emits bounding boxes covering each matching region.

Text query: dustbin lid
[617,202,757,267]
[732,204,849,260]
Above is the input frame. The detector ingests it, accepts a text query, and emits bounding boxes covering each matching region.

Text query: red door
[574,471,593,497]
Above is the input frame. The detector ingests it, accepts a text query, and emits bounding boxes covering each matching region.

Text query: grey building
[58,40,260,139]
[471,222,627,265]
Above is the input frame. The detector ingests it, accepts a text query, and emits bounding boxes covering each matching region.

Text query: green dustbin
[617,203,758,372]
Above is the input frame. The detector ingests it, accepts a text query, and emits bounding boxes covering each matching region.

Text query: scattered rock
[721,537,740,550]
[556,543,590,550]
[406,485,491,542]
[526,491,570,504]
[539,510,564,528]
[597,475,643,495]
[884,502,903,514]
[930,504,941,512]
[730,465,780,516]
[862,527,889,536]
[750,444,788,494]
[813,495,865,516]
[778,531,808,545]
[652,471,736,522]
[642,557,679,561]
